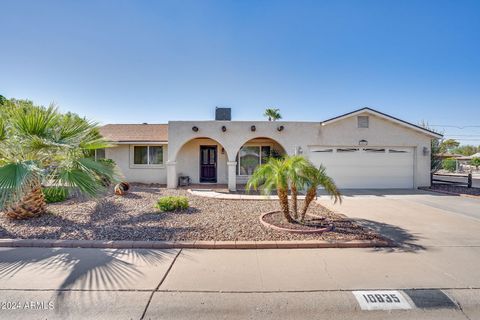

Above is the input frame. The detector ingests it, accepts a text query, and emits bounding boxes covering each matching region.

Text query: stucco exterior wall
[105,144,168,184]
[167,120,319,162]
[316,112,432,187]
[168,113,433,188]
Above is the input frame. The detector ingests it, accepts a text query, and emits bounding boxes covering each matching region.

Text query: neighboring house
[99,107,442,190]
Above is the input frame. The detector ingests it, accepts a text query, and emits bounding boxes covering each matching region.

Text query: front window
[133,146,164,165]
[237,145,272,175]
[95,148,106,160]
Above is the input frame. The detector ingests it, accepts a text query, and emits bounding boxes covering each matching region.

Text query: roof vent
[142,122,148,125]
[215,107,231,121]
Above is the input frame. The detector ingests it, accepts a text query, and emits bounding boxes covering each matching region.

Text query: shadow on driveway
[354,218,426,253]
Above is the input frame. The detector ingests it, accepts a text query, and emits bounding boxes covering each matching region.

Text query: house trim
[321,107,443,139]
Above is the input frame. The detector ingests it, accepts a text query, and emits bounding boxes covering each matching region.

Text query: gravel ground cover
[429,184,480,196]
[0,184,384,241]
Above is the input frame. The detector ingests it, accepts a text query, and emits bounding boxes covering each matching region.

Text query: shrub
[97,158,117,186]
[42,187,68,203]
[98,158,116,168]
[155,196,189,212]
[442,158,457,172]
[471,157,480,170]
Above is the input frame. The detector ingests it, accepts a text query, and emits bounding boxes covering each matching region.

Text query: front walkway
[188,188,306,200]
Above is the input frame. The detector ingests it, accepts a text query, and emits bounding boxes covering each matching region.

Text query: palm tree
[284,155,311,219]
[263,108,282,121]
[0,104,118,219]
[247,155,341,224]
[300,165,341,222]
[246,157,293,222]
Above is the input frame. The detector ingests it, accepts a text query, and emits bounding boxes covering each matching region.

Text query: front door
[200,146,217,183]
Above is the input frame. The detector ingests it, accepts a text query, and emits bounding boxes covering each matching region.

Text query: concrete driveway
[317,189,480,247]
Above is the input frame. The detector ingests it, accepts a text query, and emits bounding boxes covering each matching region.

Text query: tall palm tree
[0,104,118,219]
[263,108,282,121]
[246,157,293,222]
[300,165,341,222]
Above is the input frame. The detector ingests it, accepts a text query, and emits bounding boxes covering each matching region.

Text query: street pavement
[1,190,480,319]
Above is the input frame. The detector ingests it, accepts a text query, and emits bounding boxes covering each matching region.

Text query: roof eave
[107,140,169,145]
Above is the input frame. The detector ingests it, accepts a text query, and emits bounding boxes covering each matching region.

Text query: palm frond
[0,118,6,141]
[0,161,41,209]
[304,164,342,204]
[11,104,59,138]
[55,168,106,197]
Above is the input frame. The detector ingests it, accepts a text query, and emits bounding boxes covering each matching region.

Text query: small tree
[442,158,457,172]
[439,139,460,153]
[263,108,282,121]
[246,155,341,223]
[471,157,480,170]
[0,103,118,219]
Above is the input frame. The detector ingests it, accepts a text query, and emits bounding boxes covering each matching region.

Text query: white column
[167,161,177,188]
[227,161,237,191]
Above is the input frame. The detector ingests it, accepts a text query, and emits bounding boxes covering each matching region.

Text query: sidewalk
[0,247,479,319]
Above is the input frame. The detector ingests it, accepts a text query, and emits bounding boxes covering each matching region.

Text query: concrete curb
[0,238,391,249]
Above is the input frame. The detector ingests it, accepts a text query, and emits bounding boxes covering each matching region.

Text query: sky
[1,0,479,144]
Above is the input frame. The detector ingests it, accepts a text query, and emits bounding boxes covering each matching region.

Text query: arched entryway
[174,137,230,186]
[234,137,287,185]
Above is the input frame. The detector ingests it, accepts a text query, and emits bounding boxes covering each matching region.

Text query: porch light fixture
[192,126,199,132]
[221,147,225,154]
[277,125,284,132]
[423,146,429,156]
[359,139,368,146]
[221,126,227,132]
[250,125,256,132]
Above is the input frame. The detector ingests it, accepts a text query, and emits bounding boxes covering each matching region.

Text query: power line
[444,135,480,137]
[429,125,480,129]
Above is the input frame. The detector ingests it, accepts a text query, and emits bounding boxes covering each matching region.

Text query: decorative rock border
[419,187,480,199]
[260,211,333,234]
[0,238,391,249]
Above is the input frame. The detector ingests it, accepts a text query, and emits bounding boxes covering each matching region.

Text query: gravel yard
[0,184,383,241]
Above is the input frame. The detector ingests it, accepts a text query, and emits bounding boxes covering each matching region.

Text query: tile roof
[99,124,168,142]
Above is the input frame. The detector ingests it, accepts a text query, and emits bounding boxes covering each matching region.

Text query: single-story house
[99,107,442,190]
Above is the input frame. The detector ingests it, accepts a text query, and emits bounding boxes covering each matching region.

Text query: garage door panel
[308,147,414,189]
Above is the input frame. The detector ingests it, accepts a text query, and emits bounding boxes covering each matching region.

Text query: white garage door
[308,147,414,189]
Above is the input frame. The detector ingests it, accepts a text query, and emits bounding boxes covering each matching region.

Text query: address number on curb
[352,290,412,310]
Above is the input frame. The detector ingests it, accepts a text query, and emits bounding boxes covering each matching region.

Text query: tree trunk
[291,184,298,219]
[277,187,293,223]
[4,184,47,220]
[300,187,317,222]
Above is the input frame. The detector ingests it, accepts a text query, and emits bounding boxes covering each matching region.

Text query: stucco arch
[172,136,232,161]
[232,136,289,159]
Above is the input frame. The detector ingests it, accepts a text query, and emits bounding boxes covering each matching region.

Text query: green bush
[471,157,480,170]
[155,196,189,212]
[98,158,116,167]
[442,158,457,172]
[42,187,68,203]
